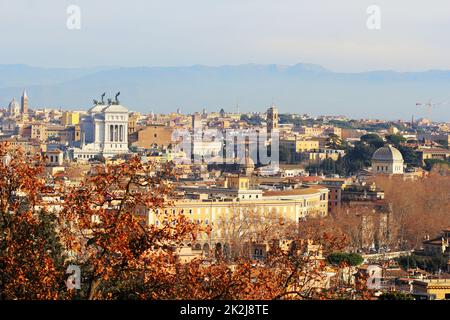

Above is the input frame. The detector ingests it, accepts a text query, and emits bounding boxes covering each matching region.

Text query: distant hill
[0,64,110,88]
[0,63,449,121]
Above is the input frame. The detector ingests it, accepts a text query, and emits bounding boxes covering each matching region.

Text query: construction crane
[416,100,448,121]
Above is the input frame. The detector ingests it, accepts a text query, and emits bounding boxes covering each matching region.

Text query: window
[110,125,114,141]
[254,248,263,257]
[119,125,123,142]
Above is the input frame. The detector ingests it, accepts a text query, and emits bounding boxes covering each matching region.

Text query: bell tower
[267,104,278,134]
[21,91,28,114]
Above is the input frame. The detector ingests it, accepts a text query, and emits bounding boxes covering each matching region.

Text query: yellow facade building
[61,111,80,126]
[280,137,320,163]
[413,279,450,300]
[141,175,328,257]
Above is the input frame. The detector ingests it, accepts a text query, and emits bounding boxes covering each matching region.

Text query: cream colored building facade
[413,279,450,300]
[280,137,320,163]
[72,101,129,160]
[143,176,328,257]
[296,126,342,138]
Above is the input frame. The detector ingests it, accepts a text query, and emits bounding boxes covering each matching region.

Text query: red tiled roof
[289,176,324,183]
[263,188,324,197]
[383,268,409,278]
[419,148,450,153]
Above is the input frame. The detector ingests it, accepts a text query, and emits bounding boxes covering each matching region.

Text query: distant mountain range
[1,63,450,121]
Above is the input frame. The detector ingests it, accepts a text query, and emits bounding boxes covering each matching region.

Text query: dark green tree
[360,134,384,149]
[327,252,364,266]
[386,134,406,146]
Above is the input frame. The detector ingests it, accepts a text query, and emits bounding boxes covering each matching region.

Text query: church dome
[9,98,19,109]
[372,145,403,162]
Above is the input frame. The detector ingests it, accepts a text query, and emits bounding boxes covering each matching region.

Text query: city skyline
[1,0,450,306]
[1,63,450,122]
[2,1,450,121]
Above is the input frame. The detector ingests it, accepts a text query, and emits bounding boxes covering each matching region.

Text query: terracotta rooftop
[419,148,450,153]
[46,149,63,154]
[383,268,409,278]
[263,188,325,197]
[288,176,324,183]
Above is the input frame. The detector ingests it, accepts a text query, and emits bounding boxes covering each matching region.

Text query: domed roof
[9,98,19,108]
[372,145,403,162]
[102,104,128,113]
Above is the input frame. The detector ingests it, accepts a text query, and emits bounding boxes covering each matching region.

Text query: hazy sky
[1,0,450,72]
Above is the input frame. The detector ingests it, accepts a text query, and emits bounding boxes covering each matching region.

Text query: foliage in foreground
[0,143,371,300]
